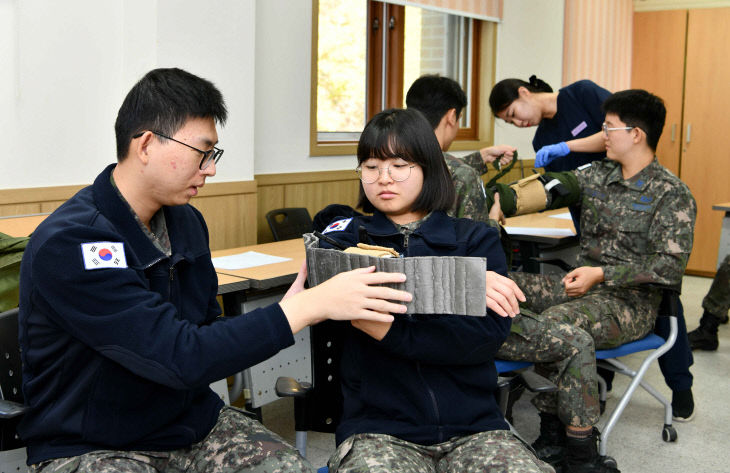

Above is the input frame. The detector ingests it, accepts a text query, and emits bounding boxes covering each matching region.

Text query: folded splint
[304,233,487,316]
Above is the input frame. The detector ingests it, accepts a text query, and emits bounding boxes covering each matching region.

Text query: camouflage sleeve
[602,186,697,288]
[449,160,499,229]
[460,150,489,175]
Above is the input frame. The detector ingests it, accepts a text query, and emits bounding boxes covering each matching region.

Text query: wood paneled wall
[0,180,258,251]
[0,162,535,249]
[255,170,361,244]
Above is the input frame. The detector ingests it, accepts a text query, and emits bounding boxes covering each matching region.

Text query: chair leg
[295,430,308,458]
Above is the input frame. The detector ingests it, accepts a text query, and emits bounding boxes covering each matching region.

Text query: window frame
[310,0,496,156]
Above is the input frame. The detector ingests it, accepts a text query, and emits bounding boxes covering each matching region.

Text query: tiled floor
[261,275,729,471]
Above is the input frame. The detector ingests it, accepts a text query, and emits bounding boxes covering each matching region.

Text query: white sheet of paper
[549,212,573,220]
[503,226,575,237]
[212,251,292,270]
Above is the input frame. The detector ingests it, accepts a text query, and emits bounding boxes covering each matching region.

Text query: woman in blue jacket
[489,76,610,172]
[319,108,552,473]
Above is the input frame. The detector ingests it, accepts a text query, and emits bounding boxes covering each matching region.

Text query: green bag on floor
[0,232,29,312]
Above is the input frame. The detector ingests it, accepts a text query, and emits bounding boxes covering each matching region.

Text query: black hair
[405,75,467,129]
[114,68,228,160]
[489,75,553,115]
[356,108,455,214]
[602,89,665,152]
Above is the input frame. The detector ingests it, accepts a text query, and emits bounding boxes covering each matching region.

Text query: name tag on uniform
[571,121,588,136]
[81,242,128,270]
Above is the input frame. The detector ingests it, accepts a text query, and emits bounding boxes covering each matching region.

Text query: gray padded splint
[304,233,487,316]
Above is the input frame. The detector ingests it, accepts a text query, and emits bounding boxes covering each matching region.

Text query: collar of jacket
[365,210,459,249]
[92,164,194,268]
[604,157,660,191]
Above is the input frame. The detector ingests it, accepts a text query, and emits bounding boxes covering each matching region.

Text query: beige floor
[261,275,728,471]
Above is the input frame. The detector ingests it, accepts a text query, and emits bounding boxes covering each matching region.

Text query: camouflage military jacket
[444,151,497,228]
[566,159,696,288]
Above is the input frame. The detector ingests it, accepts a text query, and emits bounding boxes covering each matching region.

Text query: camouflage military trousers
[31,406,313,473]
[497,272,660,427]
[703,254,730,317]
[329,431,554,473]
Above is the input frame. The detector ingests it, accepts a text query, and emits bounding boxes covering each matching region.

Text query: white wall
[0,0,256,190]
[253,0,355,174]
[1,0,564,189]
[493,0,565,161]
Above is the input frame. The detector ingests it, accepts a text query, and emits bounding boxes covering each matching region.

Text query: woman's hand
[351,318,392,341]
[486,271,525,318]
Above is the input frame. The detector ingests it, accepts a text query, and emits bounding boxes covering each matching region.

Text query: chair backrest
[0,308,25,451]
[266,208,313,242]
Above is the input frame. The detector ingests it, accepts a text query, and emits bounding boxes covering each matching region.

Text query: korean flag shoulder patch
[322,218,353,234]
[81,242,128,270]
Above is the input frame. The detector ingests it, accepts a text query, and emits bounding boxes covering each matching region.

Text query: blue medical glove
[534,142,570,168]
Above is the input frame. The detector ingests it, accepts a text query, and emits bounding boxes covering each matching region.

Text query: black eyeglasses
[133,131,223,170]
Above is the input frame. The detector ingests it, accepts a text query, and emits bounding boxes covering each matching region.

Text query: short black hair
[356,108,455,214]
[114,68,228,160]
[489,75,553,115]
[405,75,466,129]
[602,89,665,152]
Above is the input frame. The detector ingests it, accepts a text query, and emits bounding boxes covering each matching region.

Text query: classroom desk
[0,213,49,237]
[713,202,730,267]
[212,239,311,410]
[504,208,578,274]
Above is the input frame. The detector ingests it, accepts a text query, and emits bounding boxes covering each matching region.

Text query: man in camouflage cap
[492,89,696,473]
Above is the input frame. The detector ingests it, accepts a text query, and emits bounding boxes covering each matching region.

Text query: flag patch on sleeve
[81,242,128,270]
[322,218,353,234]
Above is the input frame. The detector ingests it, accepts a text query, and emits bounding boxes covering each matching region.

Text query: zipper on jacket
[415,361,442,441]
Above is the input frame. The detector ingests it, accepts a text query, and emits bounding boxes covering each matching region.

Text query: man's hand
[562,266,604,297]
[481,145,517,166]
[279,266,412,334]
[488,192,506,225]
[351,319,392,341]
[486,271,525,318]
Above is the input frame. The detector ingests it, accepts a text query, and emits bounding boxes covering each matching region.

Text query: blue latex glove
[534,142,570,168]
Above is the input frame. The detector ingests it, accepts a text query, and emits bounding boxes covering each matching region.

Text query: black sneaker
[688,326,719,351]
[532,412,567,468]
[672,389,695,422]
[563,428,620,473]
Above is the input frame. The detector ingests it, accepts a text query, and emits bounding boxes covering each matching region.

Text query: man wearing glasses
[18,68,412,472]
[489,89,696,473]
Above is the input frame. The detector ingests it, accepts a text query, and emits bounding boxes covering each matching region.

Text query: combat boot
[563,428,620,473]
[688,311,720,351]
[531,412,566,468]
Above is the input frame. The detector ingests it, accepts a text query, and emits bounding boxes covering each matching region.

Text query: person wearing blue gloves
[489,76,696,423]
[489,76,610,172]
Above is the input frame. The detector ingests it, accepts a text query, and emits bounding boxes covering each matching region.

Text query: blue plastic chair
[594,289,680,467]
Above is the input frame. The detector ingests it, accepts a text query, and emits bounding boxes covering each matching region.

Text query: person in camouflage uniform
[492,90,697,473]
[688,254,730,350]
[405,75,515,227]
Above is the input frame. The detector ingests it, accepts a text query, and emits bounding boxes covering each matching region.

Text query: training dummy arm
[488,171,580,217]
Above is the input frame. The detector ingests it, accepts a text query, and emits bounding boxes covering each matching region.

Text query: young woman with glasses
[317,108,551,473]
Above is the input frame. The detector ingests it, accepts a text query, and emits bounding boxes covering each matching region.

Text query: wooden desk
[713,202,730,268]
[212,238,311,410]
[0,214,49,237]
[504,208,577,243]
[212,239,305,289]
[504,208,578,274]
